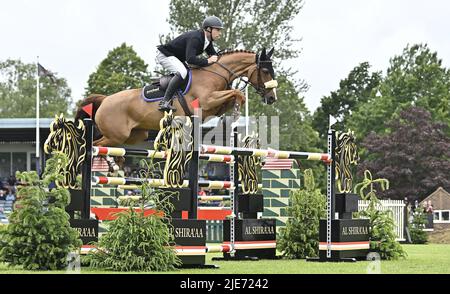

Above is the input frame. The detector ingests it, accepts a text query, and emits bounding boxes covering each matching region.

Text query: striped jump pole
[92,146,166,159]
[199,154,234,163]
[198,195,231,201]
[92,176,181,187]
[204,241,277,253]
[206,244,232,253]
[93,146,234,163]
[93,176,234,190]
[117,183,261,191]
[201,145,331,162]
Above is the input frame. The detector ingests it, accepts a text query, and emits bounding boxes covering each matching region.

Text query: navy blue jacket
[157,29,217,67]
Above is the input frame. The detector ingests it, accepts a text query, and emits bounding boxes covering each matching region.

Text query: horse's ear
[267,47,274,58]
[261,47,267,59]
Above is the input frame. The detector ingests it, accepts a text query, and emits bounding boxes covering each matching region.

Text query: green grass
[1,244,449,274]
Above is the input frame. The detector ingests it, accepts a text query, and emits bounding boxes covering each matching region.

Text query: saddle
[142,70,192,101]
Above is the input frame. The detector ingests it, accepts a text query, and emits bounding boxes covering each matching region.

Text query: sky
[1,0,449,113]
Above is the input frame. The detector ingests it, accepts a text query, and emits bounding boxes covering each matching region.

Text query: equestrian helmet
[202,16,224,29]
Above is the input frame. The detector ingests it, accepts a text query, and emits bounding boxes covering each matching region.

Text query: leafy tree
[409,207,428,244]
[167,0,303,61]
[86,160,181,271]
[359,106,450,201]
[312,62,382,144]
[84,43,151,97]
[354,170,406,260]
[0,153,82,270]
[349,44,450,139]
[278,169,326,259]
[0,59,72,118]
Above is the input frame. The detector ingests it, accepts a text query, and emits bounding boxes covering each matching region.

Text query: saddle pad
[141,70,193,102]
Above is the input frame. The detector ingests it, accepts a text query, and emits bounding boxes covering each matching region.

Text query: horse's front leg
[200,89,245,112]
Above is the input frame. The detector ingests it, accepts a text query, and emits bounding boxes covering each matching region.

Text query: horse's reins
[199,58,275,97]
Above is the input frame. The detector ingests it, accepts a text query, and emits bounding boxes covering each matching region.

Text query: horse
[75,47,278,147]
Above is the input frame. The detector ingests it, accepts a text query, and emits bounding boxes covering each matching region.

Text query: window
[434,212,440,221]
[434,210,450,223]
[0,153,11,180]
[12,153,27,175]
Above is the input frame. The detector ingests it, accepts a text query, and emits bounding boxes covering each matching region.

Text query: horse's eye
[262,68,269,74]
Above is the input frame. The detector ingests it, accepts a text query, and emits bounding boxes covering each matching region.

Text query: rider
[156,16,223,112]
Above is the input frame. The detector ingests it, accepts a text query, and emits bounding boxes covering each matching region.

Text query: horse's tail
[75,94,107,121]
[75,94,107,140]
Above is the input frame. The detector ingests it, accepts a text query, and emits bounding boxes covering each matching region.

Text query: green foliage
[278,169,326,258]
[168,0,303,60]
[0,152,82,270]
[355,171,406,260]
[354,170,389,201]
[409,209,429,244]
[349,44,450,139]
[358,106,449,201]
[313,62,382,144]
[84,43,151,97]
[86,160,181,271]
[0,59,72,118]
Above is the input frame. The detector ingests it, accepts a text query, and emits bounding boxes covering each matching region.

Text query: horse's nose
[266,96,276,104]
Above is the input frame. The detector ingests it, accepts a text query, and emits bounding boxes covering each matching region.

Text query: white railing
[358,199,406,241]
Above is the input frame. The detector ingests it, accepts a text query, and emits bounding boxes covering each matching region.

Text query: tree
[0,59,72,118]
[86,160,180,271]
[312,62,382,144]
[278,169,326,259]
[84,43,151,97]
[359,106,450,201]
[354,171,406,260]
[167,0,303,61]
[349,44,450,139]
[0,153,81,270]
[409,207,428,244]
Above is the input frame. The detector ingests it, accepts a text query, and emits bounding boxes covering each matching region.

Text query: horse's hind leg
[93,136,121,147]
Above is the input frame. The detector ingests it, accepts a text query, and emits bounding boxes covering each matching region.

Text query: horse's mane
[217,49,255,56]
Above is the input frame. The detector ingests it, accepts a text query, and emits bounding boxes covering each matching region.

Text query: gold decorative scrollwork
[154,111,193,188]
[238,135,261,194]
[43,114,86,189]
[335,130,359,193]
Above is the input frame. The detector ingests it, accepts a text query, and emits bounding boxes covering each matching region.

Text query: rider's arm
[185,38,209,67]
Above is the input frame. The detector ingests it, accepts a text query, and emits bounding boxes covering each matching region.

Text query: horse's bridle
[199,56,277,98]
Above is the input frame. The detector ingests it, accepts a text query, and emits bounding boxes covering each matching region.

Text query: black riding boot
[158,73,183,112]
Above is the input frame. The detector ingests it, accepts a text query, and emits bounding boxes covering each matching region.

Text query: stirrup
[158,100,177,112]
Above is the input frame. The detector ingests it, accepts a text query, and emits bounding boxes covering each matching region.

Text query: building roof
[0,118,55,142]
[420,187,450,210]
[0,118,55,129]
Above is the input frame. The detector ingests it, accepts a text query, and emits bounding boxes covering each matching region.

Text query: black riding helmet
[202,16,224,29]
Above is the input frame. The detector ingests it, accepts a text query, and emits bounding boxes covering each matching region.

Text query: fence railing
[358,199,405,241]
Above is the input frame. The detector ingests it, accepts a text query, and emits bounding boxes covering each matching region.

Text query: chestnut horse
[75,48,278,147]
